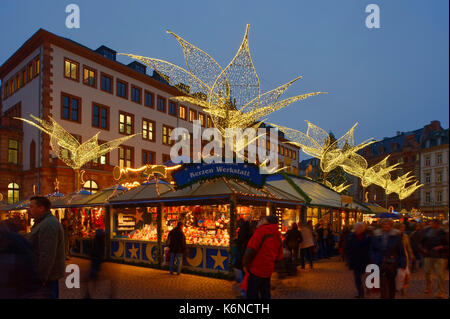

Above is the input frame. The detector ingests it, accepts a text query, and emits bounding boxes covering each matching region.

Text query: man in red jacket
[242,215,283,299]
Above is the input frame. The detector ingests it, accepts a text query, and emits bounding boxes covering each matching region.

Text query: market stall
[108,165,304,273]
[265,173,370,232]
[55,186,127,257]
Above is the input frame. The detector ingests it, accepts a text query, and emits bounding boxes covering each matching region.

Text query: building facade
[419,129,449,218]
[0,29,299,204]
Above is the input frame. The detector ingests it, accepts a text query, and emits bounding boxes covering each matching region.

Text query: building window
[142,118,155,142]
[437,153,442,165]
[83,180,98,194]
[189,109,197,122]
[142,150,156,165]
[144,90,154,108]
[100,73,113,93]
[8,139,19,165]
[179,105,187,120]
[7,183,20,204]
[64,58,79,81]
[15,74,20,91]
[61,93,81,122]
[207,116,212,128]
[34,56,40,77]
[436,171,442,184]
[119,111,134,135]
[92,140,109,165]
[21,68,26,87]
[157,96,166,113]
[425,156,431,167]
[27,63,33,81]
[131,85,142,104]
[198,113,205,127]
[116,79,128,99]
[425,192,431,203]
[293,151,296,160]
[168,101,177,116]
[119,146,134,168]
[83,66,97,88]
[162,125,174,145]
[437,191,443,203]
[92,103,109,130]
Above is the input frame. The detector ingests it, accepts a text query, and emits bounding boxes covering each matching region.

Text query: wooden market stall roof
[109,177,305,206]
[61,185,129,208]
[265,173,370,212]
[364,202,389,214]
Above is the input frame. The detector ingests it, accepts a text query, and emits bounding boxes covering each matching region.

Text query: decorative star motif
[210,250,227,270]
[129,245,139,259]
[135,211,144,223]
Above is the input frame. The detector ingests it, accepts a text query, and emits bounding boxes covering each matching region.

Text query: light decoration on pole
[273,121,423,200]
[120,25,326,161]
[15,114,137,190]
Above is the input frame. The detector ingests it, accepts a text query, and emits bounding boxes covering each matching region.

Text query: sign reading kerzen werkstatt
[172,163,266,189]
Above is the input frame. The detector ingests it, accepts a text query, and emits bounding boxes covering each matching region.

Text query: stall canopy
[64,185,129,207]
[364,202,389,214]
[51,189,92,208]
[265,173,370,212]
[110,177,304,206]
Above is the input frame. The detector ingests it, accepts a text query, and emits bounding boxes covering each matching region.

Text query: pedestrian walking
[369,218,406,299]
[395,223,415,296]
[26,196,66,299]
[420,219,449,299]
[410,223,424,272]
[299,222,315,270]
[61,218,71,260]
[315,221,327,259]
[86,228,106,298]
[232,216,252,298]
[167,221,187,275]
[284,222,303,264]
[242,215,283,299]
[338,226,351,262]
[346,222,370,298]
[0,220,41,298]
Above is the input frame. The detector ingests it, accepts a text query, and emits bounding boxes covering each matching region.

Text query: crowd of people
[343,218,448,299]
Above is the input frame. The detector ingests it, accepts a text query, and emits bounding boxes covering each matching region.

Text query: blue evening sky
[1,0,448,147]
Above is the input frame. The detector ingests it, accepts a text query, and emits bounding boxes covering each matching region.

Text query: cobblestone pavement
[60,257,449,299]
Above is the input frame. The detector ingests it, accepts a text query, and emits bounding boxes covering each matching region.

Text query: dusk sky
[1,0,448,147]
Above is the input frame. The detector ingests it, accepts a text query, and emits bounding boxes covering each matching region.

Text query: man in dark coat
[284,223,303,266]
[369,218,406,299]
[346,223,370,298]
[167,222,187,275]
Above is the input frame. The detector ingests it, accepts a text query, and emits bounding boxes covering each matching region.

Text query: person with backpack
[242,215,283,299]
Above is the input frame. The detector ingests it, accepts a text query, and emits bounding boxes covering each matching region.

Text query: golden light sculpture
[271,121,375,173]
[272,120,422,199]
[120,25,326,135]
[324,180,352,193]
[15,114,137,189]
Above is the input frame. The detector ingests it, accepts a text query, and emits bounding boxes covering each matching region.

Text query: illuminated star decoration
[15,115,137,170]
[120,25,326,161]
[135,211,144,224]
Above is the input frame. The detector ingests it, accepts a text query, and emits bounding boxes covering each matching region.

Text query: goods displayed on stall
[67,207,105,238]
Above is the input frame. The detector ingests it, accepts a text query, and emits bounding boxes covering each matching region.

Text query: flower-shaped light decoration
[15,115,137,170]
[120,25,326,136]
[271,121,375,173]
[324,180,352,193]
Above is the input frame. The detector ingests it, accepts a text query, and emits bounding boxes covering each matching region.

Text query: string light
[120,24,326,136]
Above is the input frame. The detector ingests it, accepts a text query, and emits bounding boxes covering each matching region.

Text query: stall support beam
[229,195,237,274]
[105,205,111,260]
[157,203,164,267]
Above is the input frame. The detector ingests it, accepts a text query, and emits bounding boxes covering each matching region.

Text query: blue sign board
[172,163,265,189]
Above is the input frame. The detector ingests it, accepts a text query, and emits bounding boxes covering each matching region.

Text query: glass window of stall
[112,206,158,241]
[306,207,320,228]
[162,205,230,247]
[280,208,299,235]
[236,205,267,236]
[348,212,356,227]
